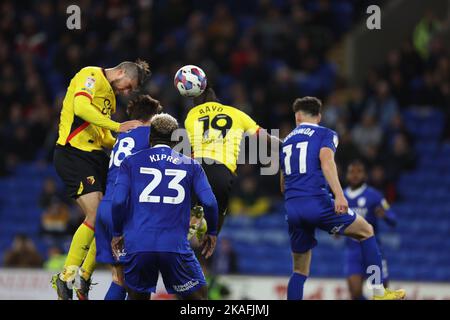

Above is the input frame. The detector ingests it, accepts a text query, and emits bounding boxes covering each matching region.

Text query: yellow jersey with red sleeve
[184,102,260,173]
[56,66,119,152]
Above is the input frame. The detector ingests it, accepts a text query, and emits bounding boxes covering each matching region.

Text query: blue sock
[105,282,127,300]
[360,236,384,289]
[287,272,307,300]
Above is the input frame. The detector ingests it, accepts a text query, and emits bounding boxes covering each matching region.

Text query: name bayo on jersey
[174,65,207,97]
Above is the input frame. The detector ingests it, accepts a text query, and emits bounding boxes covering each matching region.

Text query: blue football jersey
[103,126,151,200]
[344,184,395,248]
[281,122,339,200]
[114,145,213,254]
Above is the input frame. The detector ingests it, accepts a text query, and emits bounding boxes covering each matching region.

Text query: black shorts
[53,144,109,199]
[197,158,235,216]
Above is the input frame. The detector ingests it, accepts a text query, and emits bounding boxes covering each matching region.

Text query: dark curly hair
[292,96,322,116]
[126,94,162,122]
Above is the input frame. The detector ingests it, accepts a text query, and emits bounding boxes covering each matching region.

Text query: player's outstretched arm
[280,170,285,195]
[255,128,282,162]
[319,147,348,214]
[73,94,142,133]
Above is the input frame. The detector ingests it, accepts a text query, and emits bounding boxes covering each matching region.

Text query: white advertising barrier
[0,268,450,300]
[0,268,177,300]
[218,275,450,300]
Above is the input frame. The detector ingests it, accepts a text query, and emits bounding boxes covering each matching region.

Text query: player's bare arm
[111,235,124,261]
[374,206,386,218]
[319,147,348,214]
[280,170,285,195]
[201,235,217,259]
[257,128,282,152]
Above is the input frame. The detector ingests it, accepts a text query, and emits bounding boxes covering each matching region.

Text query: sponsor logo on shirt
[330,224,345,234]
[357,197,366,207]
[85,76,96,89]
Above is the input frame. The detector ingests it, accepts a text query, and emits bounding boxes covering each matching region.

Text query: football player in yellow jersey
[185,87,280,233]
[52,60,150,300]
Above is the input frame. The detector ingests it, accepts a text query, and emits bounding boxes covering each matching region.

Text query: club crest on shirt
[86,176,96,185]
[381,198,390,210]
[357,197,366,207]
[85,76,96,89]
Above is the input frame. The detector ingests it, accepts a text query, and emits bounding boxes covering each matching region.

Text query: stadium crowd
[1,0,449,270]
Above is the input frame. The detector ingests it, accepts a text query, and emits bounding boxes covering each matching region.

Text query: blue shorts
[123,251,207,296]
[344,241,389,281]
[95,199,115,264]
[285,195,357,253]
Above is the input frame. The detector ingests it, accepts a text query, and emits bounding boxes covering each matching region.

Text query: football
[174,65,207,97]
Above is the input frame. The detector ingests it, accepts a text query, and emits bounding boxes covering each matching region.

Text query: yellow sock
[61,222,95,281]
[80,239,97,281]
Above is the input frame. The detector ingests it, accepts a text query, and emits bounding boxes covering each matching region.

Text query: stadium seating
[0,109,449,281]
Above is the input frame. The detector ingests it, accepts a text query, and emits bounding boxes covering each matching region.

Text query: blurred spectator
[351,114,383,158]
[346,86,367,126]
[383,133,417,182]
[38,174,74,249]
[40,198,71,237]
[389,69,410,108]
[322,92,348,130]
[38,177,67,209]
[43,246,67,272]
[229,176,270,217]
[335,128,361,171]
[369,165,396,203]
[3,234,43,268]
[212,238,238,275]
[365,81,399,128]
[413,11,441,59]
